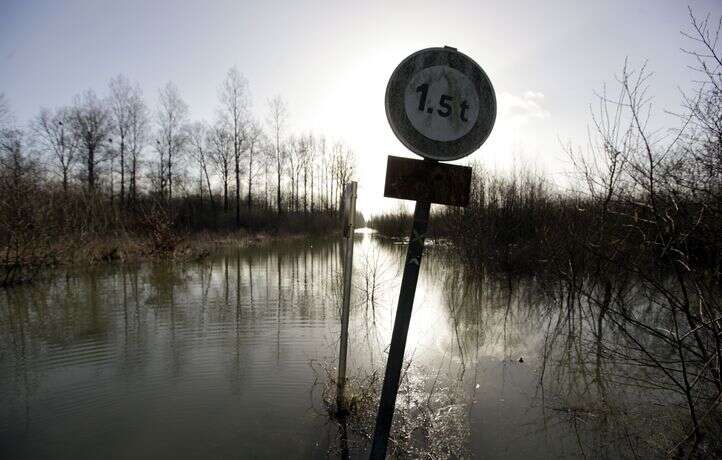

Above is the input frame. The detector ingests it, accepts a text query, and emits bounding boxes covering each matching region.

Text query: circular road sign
[385,47,496,161]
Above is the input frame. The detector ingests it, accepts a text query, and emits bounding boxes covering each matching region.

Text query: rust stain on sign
[383,155,471,207]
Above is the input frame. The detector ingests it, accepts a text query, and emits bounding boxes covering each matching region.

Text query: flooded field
[0,231,688,458]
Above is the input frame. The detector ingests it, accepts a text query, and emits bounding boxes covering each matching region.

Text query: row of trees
[2,67,357,227]
[0,68,358,284]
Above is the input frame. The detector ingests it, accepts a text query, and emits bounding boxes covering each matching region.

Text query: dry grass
[311,359,471,458]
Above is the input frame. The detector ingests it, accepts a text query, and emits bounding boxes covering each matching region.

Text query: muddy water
[0,231,646,458]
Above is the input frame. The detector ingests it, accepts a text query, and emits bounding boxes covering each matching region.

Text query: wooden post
[370,199,431,458]
[337,181,357,413]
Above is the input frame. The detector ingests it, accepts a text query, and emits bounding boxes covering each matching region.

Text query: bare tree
[261,139,272,209]
[109,75,145,205]
[299,135,309,213]
[245,119,263,210]
[0,95,26,192]
[556,13,722,452]
[287,134,298,211]
[187,121,214,207]
[332,142,355,211]
[288,135,307,212]
[219,67,250,227]
[209,118,233,211]
[156,81,188,201]
[679,8,722,203]
[71,90,111,194]
[319,135,330,210]
[0,95,20,159]
[33,106,78,193]
[0,101,49,286]
[306,133,316,213]
[126,87,149,204]
[267,96,288,214]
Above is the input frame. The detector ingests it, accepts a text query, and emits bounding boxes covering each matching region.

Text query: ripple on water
[0,239,600,459]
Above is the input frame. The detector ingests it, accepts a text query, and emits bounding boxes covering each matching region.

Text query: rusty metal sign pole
[370,195,431,458]
[336,181,357,413]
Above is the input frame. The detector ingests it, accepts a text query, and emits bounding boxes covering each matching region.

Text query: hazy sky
[1,0,718,214]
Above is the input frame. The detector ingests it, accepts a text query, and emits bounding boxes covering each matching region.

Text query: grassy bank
[0,226,336,287]
[0,186,347,287]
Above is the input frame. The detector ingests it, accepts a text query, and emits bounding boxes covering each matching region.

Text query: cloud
[498,91,550,125]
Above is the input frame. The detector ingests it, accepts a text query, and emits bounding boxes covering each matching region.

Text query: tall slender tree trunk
[303,167,307,214]
[326,167,330,211]
[223,161,229,211]
[276,150,282,215]
[167,142,173,202]
[87,146,95,193]
[291,175,296,212]
[295,171,300,211]
[130,156,137,203]
[110,154,115,206]
[199,167,204,209]
[119,140,125,205]
[235,142,240,228]
[247,144,253,210]
[202,161,214,208]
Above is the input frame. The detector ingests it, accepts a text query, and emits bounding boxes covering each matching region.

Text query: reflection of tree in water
[0,267,122,347]
[358,250,722,458]
[436,260,722,458]
[0,267,134,434]
[355,239,395,320]
[319,247,479,458]
[547,272,721,456]
[145,260,194,378]
[5,236,718,457]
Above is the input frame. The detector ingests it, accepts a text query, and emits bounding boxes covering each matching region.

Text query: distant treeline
[0,69,359,284]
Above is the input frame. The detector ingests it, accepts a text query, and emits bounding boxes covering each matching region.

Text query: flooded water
[0,231,680,458]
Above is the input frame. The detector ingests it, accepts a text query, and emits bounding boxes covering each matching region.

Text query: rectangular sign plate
[384,156,472,207]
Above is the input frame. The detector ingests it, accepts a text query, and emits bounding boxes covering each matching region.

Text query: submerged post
[337,181,357,413]
[371,46,495,458]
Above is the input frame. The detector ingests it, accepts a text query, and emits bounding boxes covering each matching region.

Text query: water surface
[0,232,662,458]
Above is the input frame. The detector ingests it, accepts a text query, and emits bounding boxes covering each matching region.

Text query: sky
[0,0,719,215]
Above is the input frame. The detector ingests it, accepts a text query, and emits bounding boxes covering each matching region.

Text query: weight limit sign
[385,46,496,161]
[373,48,495,459]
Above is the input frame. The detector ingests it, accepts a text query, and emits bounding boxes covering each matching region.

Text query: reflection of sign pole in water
[370,47,495,459]
[337,181,357,413]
